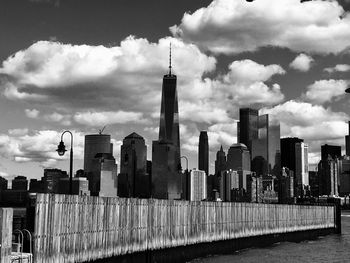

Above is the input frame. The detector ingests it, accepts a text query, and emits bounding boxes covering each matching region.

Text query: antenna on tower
[169,42,172,75]
[98,125,106,135]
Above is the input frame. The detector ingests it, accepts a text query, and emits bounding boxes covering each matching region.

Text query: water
[192,211,350,263]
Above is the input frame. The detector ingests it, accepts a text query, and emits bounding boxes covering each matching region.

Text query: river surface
[191,211,350,263]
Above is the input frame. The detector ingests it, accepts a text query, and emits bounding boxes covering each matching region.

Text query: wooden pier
[30,194,335,263]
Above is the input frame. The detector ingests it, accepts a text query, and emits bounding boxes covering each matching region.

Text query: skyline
[1,0,350,181]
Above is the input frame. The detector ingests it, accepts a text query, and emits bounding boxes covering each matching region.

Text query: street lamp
[56,130,73,195]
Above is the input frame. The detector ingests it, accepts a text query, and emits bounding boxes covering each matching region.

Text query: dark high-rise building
[295,142,309,197]
[59,177,90,196]
[251,114,281,177]
[152,47,181,200]
[210,145,226,198]
[84,134,115,194]
[119,132,148,198]
[0,176,8,190]
[227,143,251,171]
[42,169,68,193]
[84,134,112,174]
[215,146,226,175]
[278,167,294,203]
[90,153,118,197]
[346,121,350,156]
[29,179,43,193]
[338,157,350,196]
[309,171,319,197]
[226,143,251,190]
[198,131,209,176]
[238,108,259,154]
[318,158,339,196]
[321,144,341,161]
[281,137,304,173]
[12,176,28,190]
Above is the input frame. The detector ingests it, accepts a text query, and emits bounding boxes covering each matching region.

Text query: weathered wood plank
[32,194,335,262]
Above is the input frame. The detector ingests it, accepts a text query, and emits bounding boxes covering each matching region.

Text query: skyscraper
[238,108,259,154]
[295,142,309,196]
[12,176,28,190]
[84,134,115,194]
[119,132,148,198]
[226,143,251,190]
[84,134,112,174]
[346,121,350,156]
[321,144,341,161]
[251,114,281,177]
[215,146,226,175]
[281,137,304,173]
[189,169,207,201]
[338,156,350,196]
[152,46,181,199]
[318,157,339,196]
[198,131,209,176]
[90,153,118,197]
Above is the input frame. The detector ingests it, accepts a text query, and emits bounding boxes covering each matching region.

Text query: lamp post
[56,130,73,195]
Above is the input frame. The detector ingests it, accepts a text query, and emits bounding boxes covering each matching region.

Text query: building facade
[280,137,304,174]
[318,158,339,196]
[251,114,281,178]
[198,131,209,176]
[12,176,28,190]
[152,53,181,200]
[119,132,148,198]
[238,108,259,154]
[89,153,118,197]
[189,169,207,201]
[226,143,251,190]
[321,144,341,161]
[295,142,309,197]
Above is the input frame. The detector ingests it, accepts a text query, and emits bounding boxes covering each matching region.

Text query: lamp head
[56,141,66,156]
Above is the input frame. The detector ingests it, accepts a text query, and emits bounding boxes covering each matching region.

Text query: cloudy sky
[1,0,350,181]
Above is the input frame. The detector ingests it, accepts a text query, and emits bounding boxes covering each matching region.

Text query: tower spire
[169,42,172,75]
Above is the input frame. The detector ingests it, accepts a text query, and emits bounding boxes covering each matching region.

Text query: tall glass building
[198,131,209,176]
[119,132,148,198]
[251,114,281,177]
[152,49,181,199]
[238,108,259,154]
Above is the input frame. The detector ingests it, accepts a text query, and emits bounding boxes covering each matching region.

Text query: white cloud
[0,130,85,167]
[207,123,237,150]
[324,64,350,73]
[1,38,287,128]
[179,122,237,155]
[262,100,348,164]
[25,109,40,118]
[289,53,314,72]
[0,37,216,115]
[74,111,145,127]
[217,60,285,106]
[171,0,350,54]
[0,171,9,178]
[226,59,285,83]
[303,79,349,104]
[180,101,230,124]
[8,128,29,136]
[43,112,72,126]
